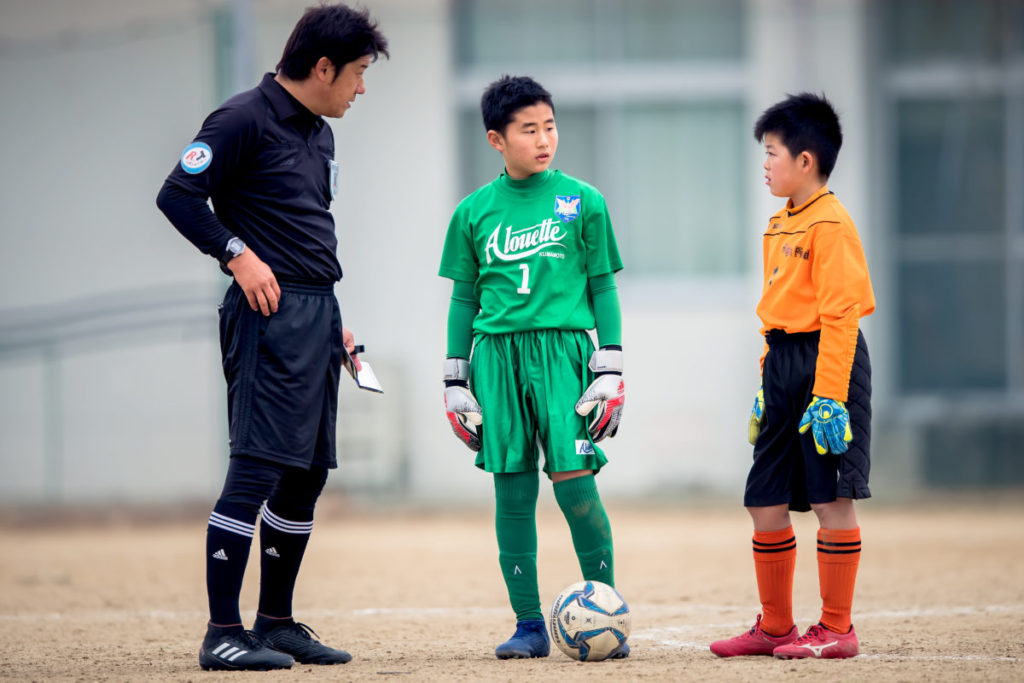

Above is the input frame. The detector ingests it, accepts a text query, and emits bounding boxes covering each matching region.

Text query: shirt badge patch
[554,195,581,223]
[180,142,212,174]
[327,159,339,200]
[575,439,595,455]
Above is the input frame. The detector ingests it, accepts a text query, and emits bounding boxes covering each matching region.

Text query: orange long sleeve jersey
[757,186,875,402]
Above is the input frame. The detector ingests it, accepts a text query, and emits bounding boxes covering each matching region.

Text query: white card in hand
[342,345,383,393]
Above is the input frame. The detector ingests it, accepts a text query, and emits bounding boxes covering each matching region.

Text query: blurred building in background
[1,0,1022,505]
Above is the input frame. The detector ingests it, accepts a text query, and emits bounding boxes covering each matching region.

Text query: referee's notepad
[342,345,383,393]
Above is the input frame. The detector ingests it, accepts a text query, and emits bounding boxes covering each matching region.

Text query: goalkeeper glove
[574,347,624,442]
[748,385,765,445]
[798,396,853,455]
[443,358,482,451]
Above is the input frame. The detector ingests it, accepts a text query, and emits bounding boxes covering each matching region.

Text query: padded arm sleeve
[447,279,478,359]
[590,273,622,347]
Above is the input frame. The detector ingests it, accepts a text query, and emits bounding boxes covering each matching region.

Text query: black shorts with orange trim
[744,329,872,512]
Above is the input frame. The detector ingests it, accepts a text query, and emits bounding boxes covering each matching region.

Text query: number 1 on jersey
[517,264,532,294]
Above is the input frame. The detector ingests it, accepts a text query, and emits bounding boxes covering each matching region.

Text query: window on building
[884,0,1024,396]
[453,0,748,277]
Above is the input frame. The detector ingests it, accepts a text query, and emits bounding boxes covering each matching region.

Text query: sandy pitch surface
[1,498,1022,681]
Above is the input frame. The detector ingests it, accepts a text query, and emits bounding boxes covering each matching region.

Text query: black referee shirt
[157,73,342,283]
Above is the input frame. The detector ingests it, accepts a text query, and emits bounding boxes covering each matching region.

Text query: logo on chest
[554,195,581,222]
[781,243,811,260]
[484,218,567,263]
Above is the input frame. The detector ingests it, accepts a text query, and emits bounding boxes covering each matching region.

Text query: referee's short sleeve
[163,104,261,200]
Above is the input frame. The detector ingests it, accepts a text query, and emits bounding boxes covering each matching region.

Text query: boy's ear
[798,150,816,175]
[486,129,505,153]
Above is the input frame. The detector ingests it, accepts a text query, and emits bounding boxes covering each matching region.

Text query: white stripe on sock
[208,511,255,538]
[262,506,313,535]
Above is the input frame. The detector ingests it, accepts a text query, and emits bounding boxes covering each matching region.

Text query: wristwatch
[219,237,245,266]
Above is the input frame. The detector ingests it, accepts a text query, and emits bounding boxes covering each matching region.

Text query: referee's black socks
[205,501,257,626]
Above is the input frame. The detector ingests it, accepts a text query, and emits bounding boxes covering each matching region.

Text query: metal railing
[0,282,407,502]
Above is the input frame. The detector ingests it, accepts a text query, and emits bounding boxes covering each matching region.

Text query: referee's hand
[228,250,280,316]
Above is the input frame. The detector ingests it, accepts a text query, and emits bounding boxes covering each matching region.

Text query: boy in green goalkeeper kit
[438,75,628,660]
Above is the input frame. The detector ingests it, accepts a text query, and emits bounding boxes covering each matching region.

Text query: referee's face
[323,55,371,118]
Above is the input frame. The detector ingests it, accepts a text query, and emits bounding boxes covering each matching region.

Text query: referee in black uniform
[156,4,387,671]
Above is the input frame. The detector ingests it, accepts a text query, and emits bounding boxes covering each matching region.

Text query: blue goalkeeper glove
[798,396,853,455]
[747,385,765,445]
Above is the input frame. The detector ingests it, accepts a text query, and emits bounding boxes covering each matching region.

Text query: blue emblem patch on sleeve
[180,142,213,174]
[554,195,581,222]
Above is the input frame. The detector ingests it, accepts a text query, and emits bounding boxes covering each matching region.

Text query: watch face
[227,237,244,256]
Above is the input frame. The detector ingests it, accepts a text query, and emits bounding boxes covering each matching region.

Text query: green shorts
[470,329,607,476]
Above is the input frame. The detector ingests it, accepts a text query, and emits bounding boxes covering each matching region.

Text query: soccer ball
[549,580,631,661]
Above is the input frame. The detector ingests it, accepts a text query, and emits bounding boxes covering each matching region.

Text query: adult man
[156,4,387,671]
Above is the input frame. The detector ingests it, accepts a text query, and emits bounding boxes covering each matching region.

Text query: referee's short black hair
[754,92,843,178]
[481,75,555,135]
[277,3,389,81]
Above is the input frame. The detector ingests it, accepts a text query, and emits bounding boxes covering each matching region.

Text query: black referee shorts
[744,329,872,512]
[218,279,342,469]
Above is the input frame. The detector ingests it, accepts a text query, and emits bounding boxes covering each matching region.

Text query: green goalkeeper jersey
[439,169,623,335]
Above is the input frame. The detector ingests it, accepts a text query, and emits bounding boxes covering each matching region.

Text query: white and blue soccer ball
[549,580,631,661]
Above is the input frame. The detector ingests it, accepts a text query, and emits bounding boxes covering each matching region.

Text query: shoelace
[231,629,270,649]
[287,622,320,642]
[795,624,824,643]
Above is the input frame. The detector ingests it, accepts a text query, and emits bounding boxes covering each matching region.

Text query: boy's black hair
[277,3,389,82]
[754,92,843,178]
[481,75,555,135]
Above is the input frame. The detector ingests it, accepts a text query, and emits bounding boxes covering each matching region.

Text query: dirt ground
[1,495,1022,682]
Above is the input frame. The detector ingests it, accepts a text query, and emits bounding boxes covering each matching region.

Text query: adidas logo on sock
[264,547,280,558]
[212,549,229,561]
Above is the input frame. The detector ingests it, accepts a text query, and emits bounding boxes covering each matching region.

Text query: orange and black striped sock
[752,526,796,636]
[817,527,861,634]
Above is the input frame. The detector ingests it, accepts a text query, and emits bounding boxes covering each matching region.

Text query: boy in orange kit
[711,92,874,660]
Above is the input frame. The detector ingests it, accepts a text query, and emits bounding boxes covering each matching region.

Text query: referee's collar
[258,73,322,127]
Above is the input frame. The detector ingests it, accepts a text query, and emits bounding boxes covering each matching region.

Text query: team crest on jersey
[575,439,595,455]
[554,195,580,222]
[327,159,339,200]
[180,142,212,174]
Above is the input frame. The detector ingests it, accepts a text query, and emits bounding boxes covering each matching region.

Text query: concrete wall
[0,0,894,504]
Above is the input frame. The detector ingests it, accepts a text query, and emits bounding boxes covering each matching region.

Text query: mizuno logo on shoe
[801,640,838,657]
[264,547,280,558]
[212,549,229,561]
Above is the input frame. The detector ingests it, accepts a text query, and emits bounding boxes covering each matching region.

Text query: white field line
[1,603,1020,663]
[4,606,1019,663]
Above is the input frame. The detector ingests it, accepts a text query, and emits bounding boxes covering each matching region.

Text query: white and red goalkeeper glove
[574,347,624,442]
[443,357,482,451]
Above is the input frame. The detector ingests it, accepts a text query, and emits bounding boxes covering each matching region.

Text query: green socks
[553,474,615,587]
[494,472,542,621]
[494,472,615,621]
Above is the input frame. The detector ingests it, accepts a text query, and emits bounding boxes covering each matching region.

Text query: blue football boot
[495,619,550,659]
